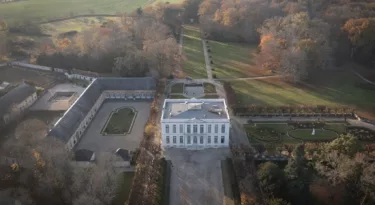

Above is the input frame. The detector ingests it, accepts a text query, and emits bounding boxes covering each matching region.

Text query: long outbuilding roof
[0,83,36,117]
[47,77,156,143]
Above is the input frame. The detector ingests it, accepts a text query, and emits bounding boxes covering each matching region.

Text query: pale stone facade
[161,99,230,149]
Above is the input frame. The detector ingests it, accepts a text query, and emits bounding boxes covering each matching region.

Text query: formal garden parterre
[245,121,375,145]
[101,106,137,135]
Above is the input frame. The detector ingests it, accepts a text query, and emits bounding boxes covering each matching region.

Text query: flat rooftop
[162,99,229,120]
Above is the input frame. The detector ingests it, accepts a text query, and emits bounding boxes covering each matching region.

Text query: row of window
[165,124,226,134]
[165,136,225,145]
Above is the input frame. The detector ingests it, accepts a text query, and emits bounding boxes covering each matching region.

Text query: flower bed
[347,126,375,141]
[247,127,281,142]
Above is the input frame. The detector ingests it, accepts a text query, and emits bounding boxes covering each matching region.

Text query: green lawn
[289,129,338,141]
[230,71,375,118]
[102,107,136,135]
[325,123,348,134]
[208,40,267,78]
[204,83,216,93]
[0,0,150,25]
[40,16,121,36]
[182,25,207,78]
[113,172,135,205]
[244,123,298,144]
[171,83,184,93]
[169,94,187,99]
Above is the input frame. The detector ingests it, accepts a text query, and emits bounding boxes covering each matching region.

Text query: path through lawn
[182,25,207,78]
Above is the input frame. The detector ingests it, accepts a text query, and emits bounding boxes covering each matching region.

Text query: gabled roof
[47,77,156,143]
[0,83,36,117]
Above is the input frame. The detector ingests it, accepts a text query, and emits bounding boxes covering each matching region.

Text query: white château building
[161,98,230,149]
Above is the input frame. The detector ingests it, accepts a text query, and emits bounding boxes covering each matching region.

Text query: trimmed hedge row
[347,126,375,141]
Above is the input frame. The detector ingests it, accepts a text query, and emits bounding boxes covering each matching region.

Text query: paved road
[165,148,229,205]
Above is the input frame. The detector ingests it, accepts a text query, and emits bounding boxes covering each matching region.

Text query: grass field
[40,16,120,36]
[204,83,216,93]
[208,40,267,78]
[103,107,136,135]
[0,0,151,25]
[171,83,184,93]
[113,172,135,205]
[182,25,207,78]
[230,71,375,118]
[289,129,338,141]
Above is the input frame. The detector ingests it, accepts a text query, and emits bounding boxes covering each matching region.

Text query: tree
[145,37,179,77]
[326,134,361,157]
[257,162,285,197]
[268,198,291,205]
[258,12,331,82]
[284,144,312,204]
[343,18,375,65]
[0,18,8,57]
[182,0,203,23]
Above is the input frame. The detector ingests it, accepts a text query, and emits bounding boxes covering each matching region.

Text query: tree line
[182,0,375,82]
[234,134,375,205]
[0,119,121,205]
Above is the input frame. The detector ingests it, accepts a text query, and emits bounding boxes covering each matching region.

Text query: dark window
[180,136,183,143]
[200,125,204,133]
[200,136,203,144]
[193,125,198,133]
[187,136,191,144]
[166,125,169,133]
[173,125,176,133]
[187,125,191,133]
[193,136,197,144]
[173,136,176,144]
[208,124,212,133]
[179,124,183,133]
[208,136,211,144]
[214,136,218,143]
[214,124,218,133]
[221,136,225,144]
[221,124,225,133]
[166,136,170,144]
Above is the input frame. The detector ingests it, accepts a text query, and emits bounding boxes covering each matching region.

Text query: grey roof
[0,83,36,117]
[74,149,95,161]
[163,99,228,120]
[47,77,156,143]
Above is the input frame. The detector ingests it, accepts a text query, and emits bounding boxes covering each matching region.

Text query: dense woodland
[182,0,375,82]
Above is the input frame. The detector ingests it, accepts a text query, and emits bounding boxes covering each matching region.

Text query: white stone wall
[65,73,96,82]
[161,120,230,149]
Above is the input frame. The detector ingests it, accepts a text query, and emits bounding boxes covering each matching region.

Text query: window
[208,124,212,133]
[200,125,204,133]
[166,136,170,144]
[221,124,225,133]
[187,125,191,133]
[180,136,183,144]
[179,124,183,133]
[173,136,176,144]
[166,125,169,133]
[214,124,218,133]
[200,136,203,144]
[173,125,176,133]
[193,136,198,144]
[208,136,211,144]
[193,125,198,133]
[221,136,225,144]
[214,136,218,144]
[187,136,191,144]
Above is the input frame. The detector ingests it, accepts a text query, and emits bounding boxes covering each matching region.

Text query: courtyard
[31,83,85,111]
[76,101,151,152]
[165,148,230,205]
[169,82,218,99]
